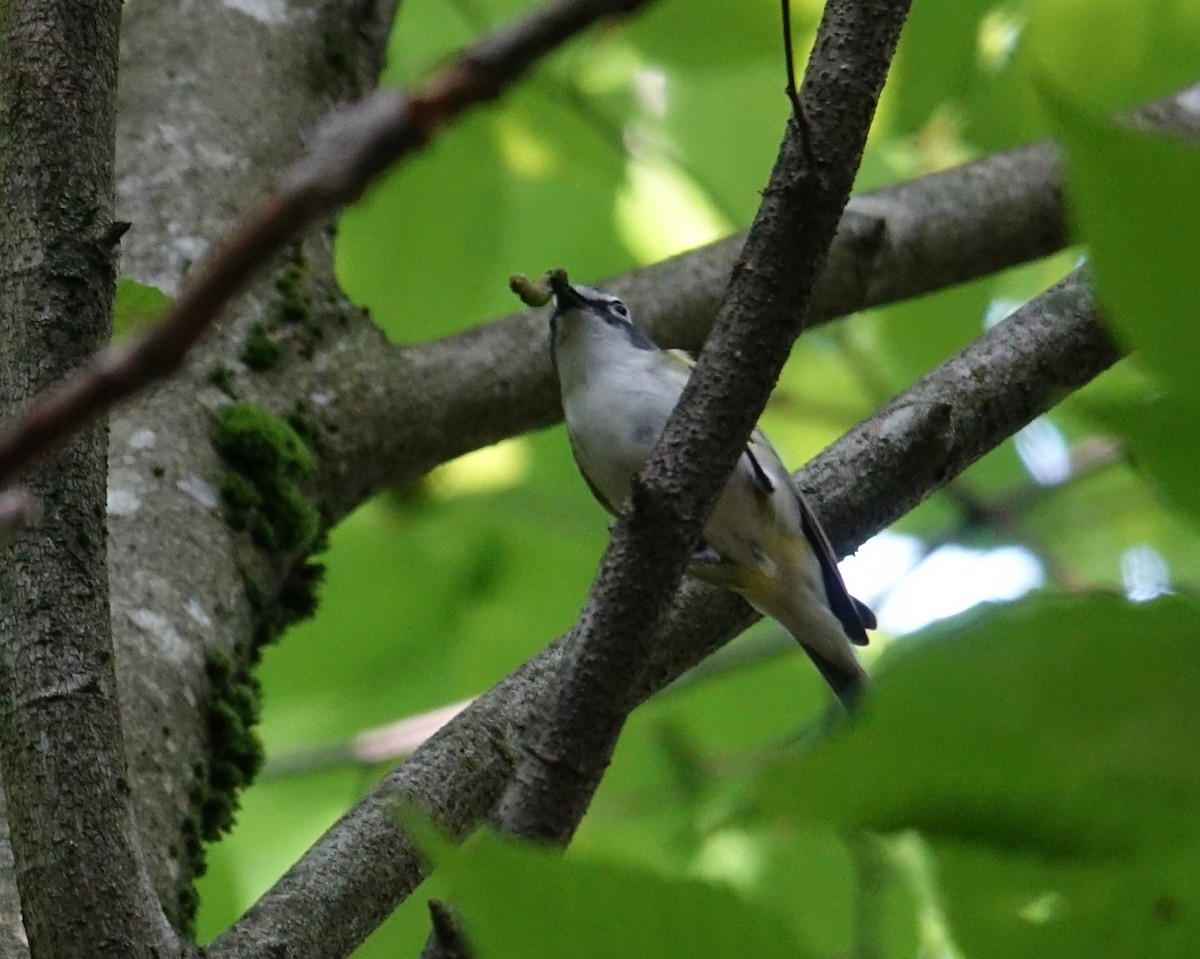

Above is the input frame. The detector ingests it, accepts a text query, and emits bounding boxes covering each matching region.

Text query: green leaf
[623,0,791,69]
[754,594,1200,858]
[1055,107,1200,389]
[1054,106,1200,524]
[1089,394,1200,527]
[580,640,832,847]
[749,827,921,959]
[934,840,1200,959]
[873,279,993,388]
[1018,439,1200,591]
[443,832,810,958]
[257,496,504,747]
[335,116,506,341]
[1026,0,1200,114]
[886,0,997,136]
[489,81,632,279]
[651,62,788,227]
[113,277,171,339]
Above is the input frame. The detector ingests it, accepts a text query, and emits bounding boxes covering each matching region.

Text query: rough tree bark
[104,0,402,936]
[0,0,174,955]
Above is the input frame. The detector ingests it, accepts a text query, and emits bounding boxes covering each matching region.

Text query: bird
[547,272,874,708]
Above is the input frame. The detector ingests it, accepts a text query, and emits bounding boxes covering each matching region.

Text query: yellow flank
[726,564,775,603]
[726,523,811,605]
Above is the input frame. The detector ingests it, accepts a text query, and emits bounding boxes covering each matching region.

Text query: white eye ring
[610,301,629,319]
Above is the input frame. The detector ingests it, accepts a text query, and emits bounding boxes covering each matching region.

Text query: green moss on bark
[207,365,237,398]
[275,255,313,324]
[200,651,264,833]
[185,402,328,930]
[239,323,284,371]
[213,402,320,554]
[177,650,267,933]
[273,249,326,358]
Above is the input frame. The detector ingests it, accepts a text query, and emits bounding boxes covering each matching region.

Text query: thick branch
[88,0,668,933]
[0,1,174,956]
[0,0,656,929]
[104,0,419,929]
[208,267,1119,959]
[318,139,1067,514]
[493,0,913,843]
[316,83,1196,508]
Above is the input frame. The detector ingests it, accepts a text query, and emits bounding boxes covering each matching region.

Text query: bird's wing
[744,427,779,501]
[568,441,621,515]
[795,490,874,644]
[655,350,872,643]
[746,429,873,645]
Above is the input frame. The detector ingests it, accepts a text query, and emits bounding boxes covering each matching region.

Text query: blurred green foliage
[192,0,1200,955]
[752,596,1200,957]
[441,831,811,957]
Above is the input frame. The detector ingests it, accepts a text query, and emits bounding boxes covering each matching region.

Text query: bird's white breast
[560,340,679,510]
[553,312,816,590]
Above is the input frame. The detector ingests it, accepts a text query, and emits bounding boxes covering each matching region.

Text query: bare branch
[322,138,1067,514]
[0,0,655,493]
[208,267,1119,959]
[781,0,804,119]
[331,83,1195,506]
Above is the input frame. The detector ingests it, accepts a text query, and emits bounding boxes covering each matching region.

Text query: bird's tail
[801,644,867,711]
[759,584,868,712]
[691,557,869,710]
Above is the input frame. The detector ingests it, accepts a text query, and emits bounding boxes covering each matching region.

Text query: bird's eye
[610,302,629,319]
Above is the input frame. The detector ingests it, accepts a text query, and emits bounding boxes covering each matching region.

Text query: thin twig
[0,0,653,491]
[421,900,475,959]
[781,0,804,118]
[262,699,473,778]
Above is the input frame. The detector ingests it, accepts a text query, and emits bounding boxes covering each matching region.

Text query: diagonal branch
[207,267,1118,959]
[316,138,1070,515]
[492,0,914,844]
[0,0,656,492]
[318,83,1198,510]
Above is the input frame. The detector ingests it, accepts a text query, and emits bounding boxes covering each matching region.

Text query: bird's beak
[549,272,586,312]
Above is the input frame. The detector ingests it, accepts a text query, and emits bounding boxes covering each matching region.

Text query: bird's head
[547,271,656,370]
[549,271,634,329]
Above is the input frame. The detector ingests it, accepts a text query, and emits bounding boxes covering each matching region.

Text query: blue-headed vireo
[547,273,874,708]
